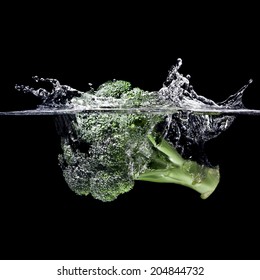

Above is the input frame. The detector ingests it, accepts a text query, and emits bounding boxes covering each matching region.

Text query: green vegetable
[58,80,220,202]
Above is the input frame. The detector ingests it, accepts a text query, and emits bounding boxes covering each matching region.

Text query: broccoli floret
[95,80,131,98]
[58,80,220,202]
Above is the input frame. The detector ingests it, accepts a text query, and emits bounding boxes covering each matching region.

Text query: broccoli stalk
[136,134,220,199]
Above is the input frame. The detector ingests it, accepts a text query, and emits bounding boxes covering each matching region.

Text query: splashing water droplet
[176,58,182,68]
[32,76,39,82]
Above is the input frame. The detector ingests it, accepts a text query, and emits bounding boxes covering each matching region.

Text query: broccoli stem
[147,134,184,166]
[136,135,220,199]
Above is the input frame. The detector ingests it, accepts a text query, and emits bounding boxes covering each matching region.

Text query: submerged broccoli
[57,80,220,202]
[5,58,255,202]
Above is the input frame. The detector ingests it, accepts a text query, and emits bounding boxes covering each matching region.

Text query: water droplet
[176,58,182,68]
[15,84,21,90]
[33,76,39,82]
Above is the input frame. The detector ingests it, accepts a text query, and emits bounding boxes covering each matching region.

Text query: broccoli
[9,59,248,202]
[57,80,220,202]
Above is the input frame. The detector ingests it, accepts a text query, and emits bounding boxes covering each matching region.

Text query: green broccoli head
[95,80,131,98]
[58,80,220,202]
[58,81,163,201]
[59,138,135,201]
[59,112,159,201]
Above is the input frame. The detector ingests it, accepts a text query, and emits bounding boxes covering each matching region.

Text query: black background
[1,3,259,260]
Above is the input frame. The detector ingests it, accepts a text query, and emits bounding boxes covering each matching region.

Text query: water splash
[15,76,83,108]
[158,58,253,110]
[1,59,258,115]
[1,59,259,201]
[2,58,259,162]
[156,58,254,163]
